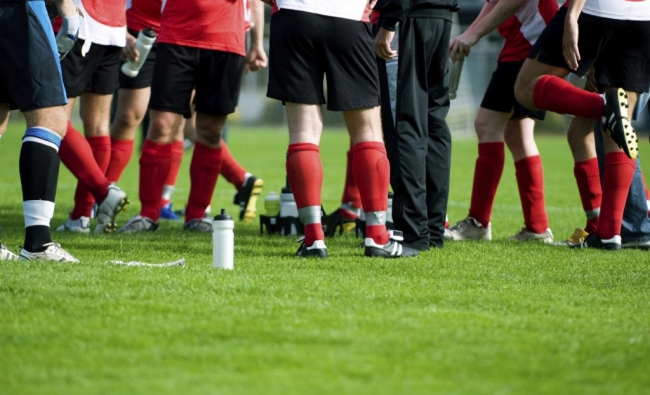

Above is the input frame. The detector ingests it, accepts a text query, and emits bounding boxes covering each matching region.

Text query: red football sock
[596,152,635,240]
[220,139,247,189]
[71,135,111,219]
[468,142,505,227]
[353,141,390,245]
[573,158,601,233]
[139,139,172,221]
[105,137,134,183]
[185,142,222,222]
[515,155,549,234]
[341,147,361,209]
[286,143,323,246]
[533,75,604,120]
[59,121,111,202]
[165,140,184,189]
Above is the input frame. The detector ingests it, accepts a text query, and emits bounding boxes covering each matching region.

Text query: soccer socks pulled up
[514,155,549,234]
[58,121,111,202]
[533,75,604,120]
[21,127,61,252]
[71,135,111,219]
[160,140,184,207]
[341,148,361,211]
[353,142,390,245]
[468,142,505,228]
[105,137,134,183]
[573,158,601,233]
[139,139,172,221]
[286,143,324,246]
[220,139,247,189]
[185,142,222,221]
[596,152,635,240]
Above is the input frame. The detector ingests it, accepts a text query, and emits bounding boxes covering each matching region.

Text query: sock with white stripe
[20,127,61,252]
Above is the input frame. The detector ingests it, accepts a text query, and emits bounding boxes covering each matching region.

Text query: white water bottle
[121,27,157,78]
[449,59,464,100]
[212,209,234,270]
[279,186,299,235]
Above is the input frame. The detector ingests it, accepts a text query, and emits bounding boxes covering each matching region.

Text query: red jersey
[127,0,162,33]
[158,0,246,56]
[491,0,558,62]
[76,0,127,47]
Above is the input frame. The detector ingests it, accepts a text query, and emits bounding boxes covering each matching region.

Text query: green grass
[0,122,649,395]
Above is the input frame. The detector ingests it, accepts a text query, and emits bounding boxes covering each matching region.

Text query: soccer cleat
[234,176,264,222]
[364,230,419,258]
[572,234,621,250]
[296,237,328,258]
[95,185,129,233]
[602,88,638,159]
[19,243,79,263]
[56,216,91,234]
[445,217,492,241]
[621,239,650,250]
[322,208,357,237]
[117,215,159,233]
[508,227,554,243]
[553,228,589,247]
[183,218,213,233]
[1,243,18,261]
[160,203,180,221]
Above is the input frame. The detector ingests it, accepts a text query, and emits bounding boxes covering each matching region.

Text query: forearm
[250,0,265,48]
[465,2,495,33]
[465,0,525,40]
[54,0,77,18]
[565,0,586,24]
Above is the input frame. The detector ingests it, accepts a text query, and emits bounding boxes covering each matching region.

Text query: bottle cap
[213,208,233,221]
[142,27,157,38]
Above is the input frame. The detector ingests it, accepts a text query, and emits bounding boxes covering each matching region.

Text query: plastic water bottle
[264,191,280,216]
[449,59,464,100]
[212,209,234,270]
[121,27,157,78]
[279,186,299,235]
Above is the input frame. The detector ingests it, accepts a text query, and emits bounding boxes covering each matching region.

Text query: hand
[562,18,580,71]
[56,9,80,60]
[122,32,139,63]
[374,27,397,60]
[449,32,477,62]
[245,44,268,73]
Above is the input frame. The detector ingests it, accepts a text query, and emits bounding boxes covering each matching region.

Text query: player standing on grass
[264,0,418,258]
[445,0,558,243]
[117,0,255,233]
[55,0,130,234]
[0,0,80,262]
[514,0,650,250]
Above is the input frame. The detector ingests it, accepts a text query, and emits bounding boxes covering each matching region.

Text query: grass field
[0,122,649,395]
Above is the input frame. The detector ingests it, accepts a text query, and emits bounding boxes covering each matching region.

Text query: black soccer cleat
[364,230,419,258]
[295,237,328,258]
[571,233,621,251]
[233,176,264,222]
[602,88,638,160]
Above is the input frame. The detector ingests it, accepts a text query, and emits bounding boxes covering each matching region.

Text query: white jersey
[583,0,650,21]
[275,0,368,21]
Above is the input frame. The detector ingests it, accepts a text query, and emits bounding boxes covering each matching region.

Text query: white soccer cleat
[56,216,91,234]
[95,185,129,233]
[1,243,18,261]
[508,227,554,244]
[446,217,492,241]
[19,243,79,263]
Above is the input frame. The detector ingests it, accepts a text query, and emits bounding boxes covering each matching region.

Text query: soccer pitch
[0,123,649,394]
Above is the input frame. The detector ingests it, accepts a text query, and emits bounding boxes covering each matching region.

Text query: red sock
[468,142,504,227]
[139,139,172,221]
[105,137,134,183]
[533,75,604,120]
[286,143,323,246]
[573,158,601,233]
[185,142,222,221]
[596,152,635,240]
[353,142,390,245]
[166,140,184,189]
[515,155,548,233]
[341,147,361,209]
[71,136,111,219]
[220,139,247,189]
[59,121,111,202]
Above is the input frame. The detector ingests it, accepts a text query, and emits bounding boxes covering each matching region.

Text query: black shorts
[149,43,245,118]
[530,6,650,93]
[60,40,122,97]
[0,1,67,111]
[118,28,157,90]
[267,9,380,111]
[481,61,545,120]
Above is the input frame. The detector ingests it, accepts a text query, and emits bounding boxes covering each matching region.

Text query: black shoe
[296,237,328,258]
[571,234,622,250]
[322,209,357,237]
[602,88,637,159]
[364,230,419,258]
[233,176,264,222]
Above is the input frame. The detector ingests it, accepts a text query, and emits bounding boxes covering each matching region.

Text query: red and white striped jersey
[274,0,369,21]
[488,0,558,62]
[75,0,127,47]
